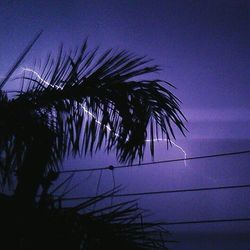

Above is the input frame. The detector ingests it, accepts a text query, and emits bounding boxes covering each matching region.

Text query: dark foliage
[0,34,185,249]
[0,38,186,190]
[0,190,174,250]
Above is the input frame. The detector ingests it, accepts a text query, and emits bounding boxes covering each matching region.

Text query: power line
[0,31,42,89]
[59,149,250,174]
[164,217,250,226]
[57,183,250,201]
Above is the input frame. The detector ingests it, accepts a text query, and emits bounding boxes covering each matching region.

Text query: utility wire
[164,217,250,226]
[58,183,250,201]
[0,31,42,89]
[58,149,250,174]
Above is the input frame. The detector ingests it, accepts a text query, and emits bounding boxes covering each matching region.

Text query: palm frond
[15,41,186,165]
[0,186,175,250]
[1,189,173,250]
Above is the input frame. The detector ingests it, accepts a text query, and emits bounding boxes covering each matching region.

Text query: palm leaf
[15,41,186,166]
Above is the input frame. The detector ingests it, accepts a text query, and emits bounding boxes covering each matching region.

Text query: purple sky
[1,1,250,249]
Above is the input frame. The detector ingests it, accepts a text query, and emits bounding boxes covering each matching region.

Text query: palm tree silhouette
[0,34,185,249]
[0,34,186,204]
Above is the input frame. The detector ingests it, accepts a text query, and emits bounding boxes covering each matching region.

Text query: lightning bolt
[21,67,63,90]
[20,67,187,165]
[145,138,187,166]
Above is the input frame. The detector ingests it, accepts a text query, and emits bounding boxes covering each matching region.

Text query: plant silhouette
[0,33,186,249]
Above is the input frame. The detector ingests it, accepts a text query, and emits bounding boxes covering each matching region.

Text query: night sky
[1,0,250,249]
